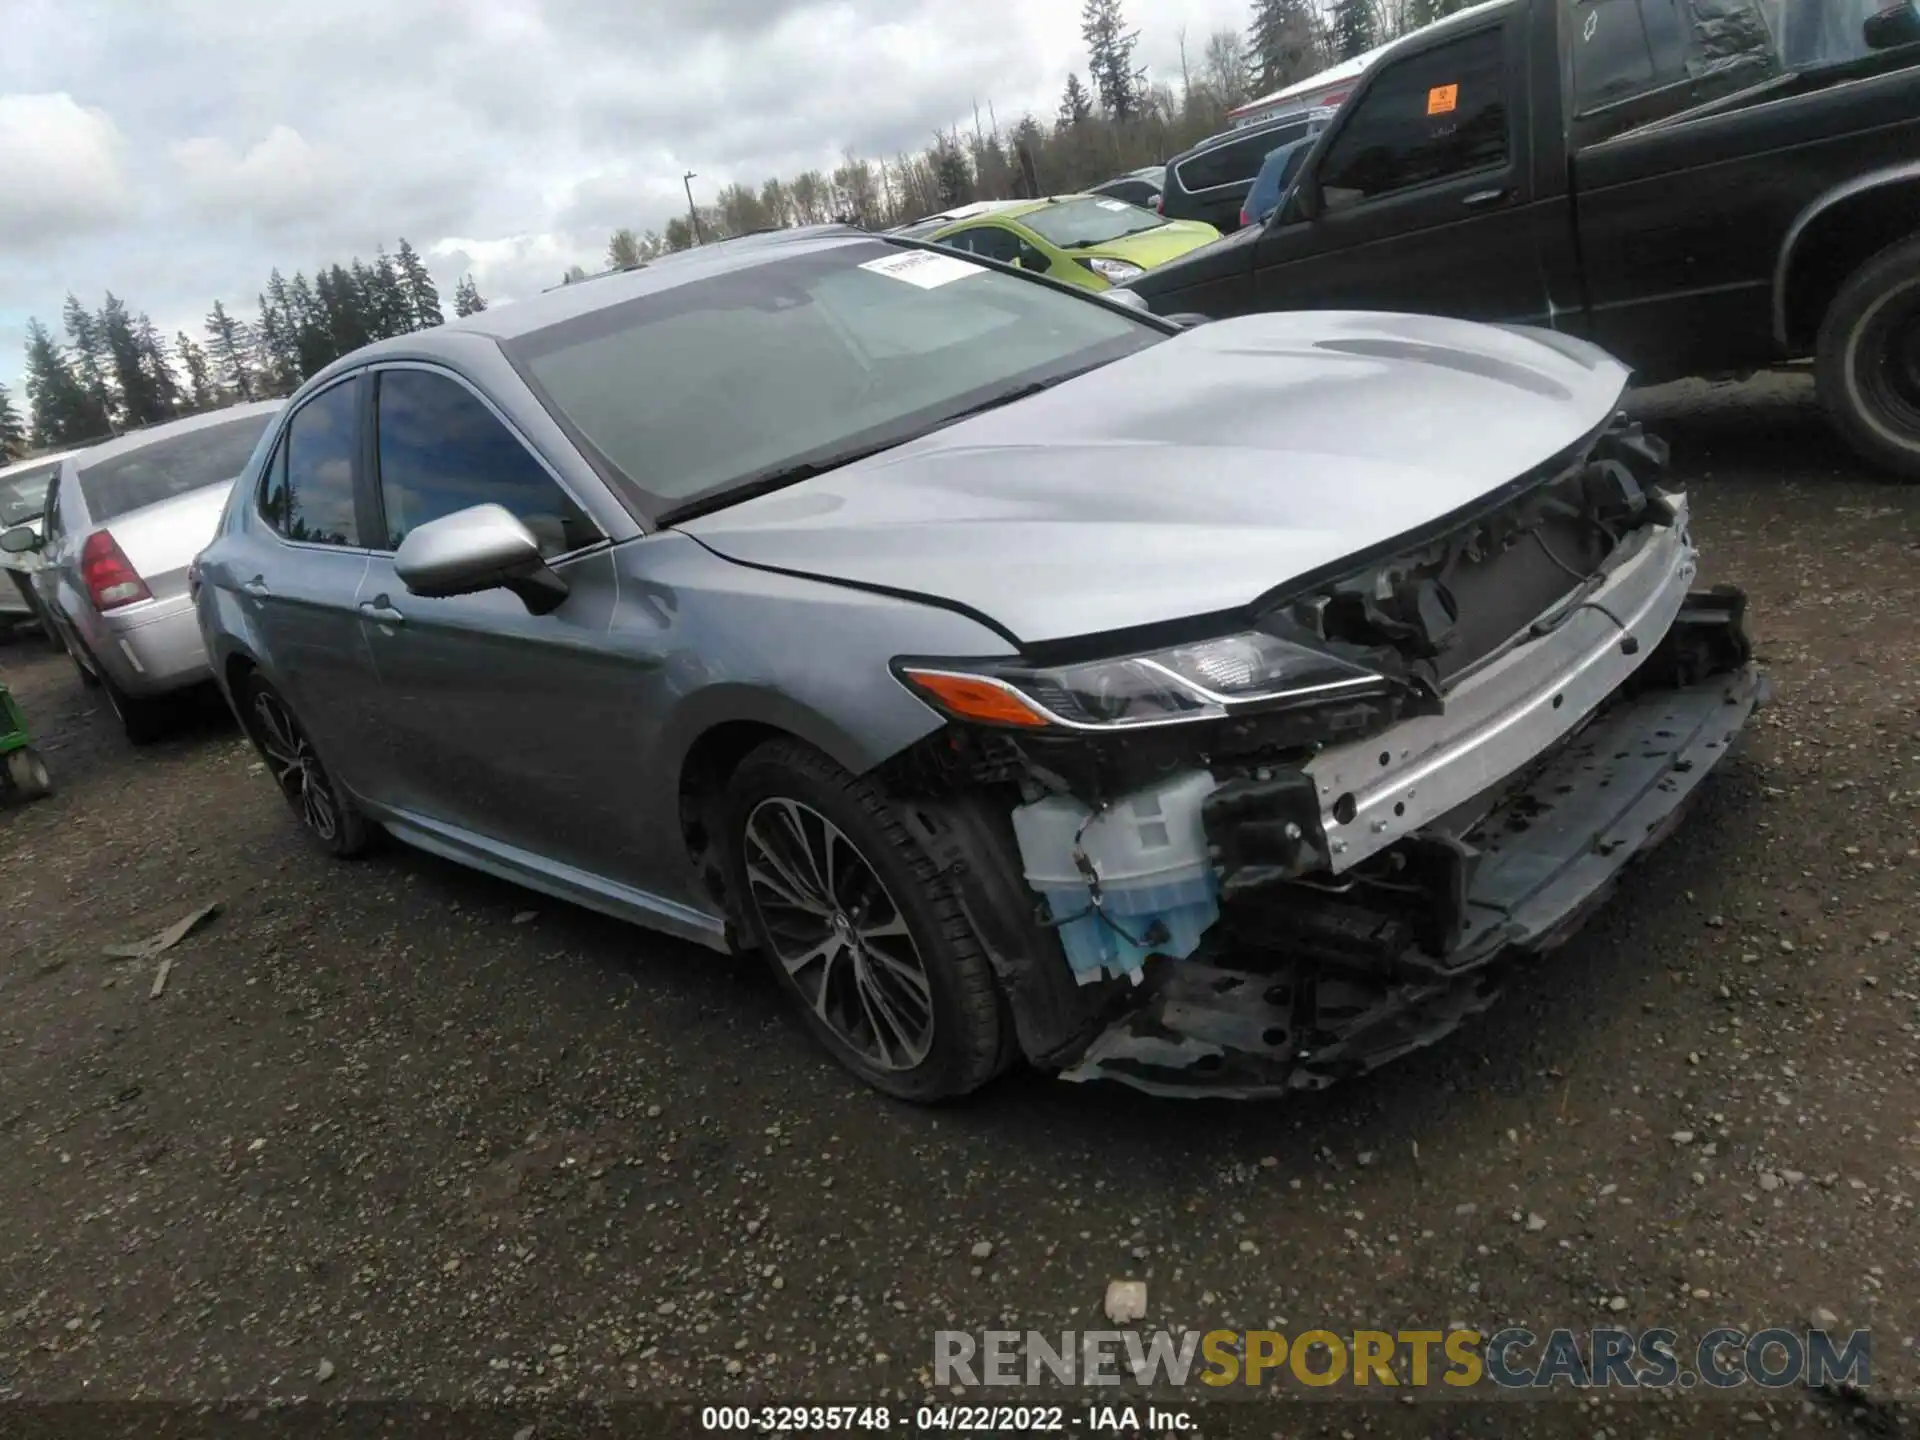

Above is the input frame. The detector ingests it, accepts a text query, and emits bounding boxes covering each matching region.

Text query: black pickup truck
[1123,0,1920,479]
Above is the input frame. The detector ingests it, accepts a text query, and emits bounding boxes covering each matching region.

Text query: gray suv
[196,226,1763,1102]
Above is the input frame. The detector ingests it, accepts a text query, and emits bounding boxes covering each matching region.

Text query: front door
[1251,16,1553,326]
[351,363,655,882]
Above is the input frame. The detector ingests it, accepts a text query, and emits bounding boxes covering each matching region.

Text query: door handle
[1462,187,1512,210]
[359,598,405,625]
[241,576,270,597]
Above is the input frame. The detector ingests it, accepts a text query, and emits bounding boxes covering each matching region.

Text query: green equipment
[0,679,53,803]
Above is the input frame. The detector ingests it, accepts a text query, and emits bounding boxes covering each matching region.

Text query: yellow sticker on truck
[1428,84,1459,115]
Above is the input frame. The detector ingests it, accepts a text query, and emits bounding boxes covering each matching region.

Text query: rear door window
[261,381,361,547]
[373,368,598,558]
[1315,26,1510,204]
[1177,123,1308,194]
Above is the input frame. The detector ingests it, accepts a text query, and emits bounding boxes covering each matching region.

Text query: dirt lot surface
[1,375,1916,1437]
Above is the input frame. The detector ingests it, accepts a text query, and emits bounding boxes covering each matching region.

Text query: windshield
[508,241,1160,517]
[1021,198,1168,248]
[77,411,278,524]
[0,463,60,528]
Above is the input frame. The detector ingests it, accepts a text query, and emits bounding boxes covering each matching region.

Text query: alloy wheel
[251,690,340,841]
[742,797,936,1072]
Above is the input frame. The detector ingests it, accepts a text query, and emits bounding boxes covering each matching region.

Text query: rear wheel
[725,738,1006,1102]
[239,675,371,857]
[1816,233,1920,482]
[89,651,169,745]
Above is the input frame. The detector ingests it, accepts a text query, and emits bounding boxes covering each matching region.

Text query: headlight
[1080,257,1146,283]
[896,631,1391,731]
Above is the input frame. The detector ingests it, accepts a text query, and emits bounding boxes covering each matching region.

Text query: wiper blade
[657,371,1099,527]
[655,438,912,527]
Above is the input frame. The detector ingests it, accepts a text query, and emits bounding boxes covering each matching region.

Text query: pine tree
[394,238,443,329]
[287,272,331,379]
[262,272,302,390]
[932,134,973,208]
[608,228,644,269]
[61,293,116,427]
[204,300,256,401]
[1331,0,1378,59]
[1058,73,1094,130]
[134,313,183,420]
[1248,0,1324,91]
[1082,0,1145,121]
[176,334,217,410]
[22,319,104,448]
[453,276,487,317]
[0,383,24,463]
[368,247,411,338]
[98,294,167,428]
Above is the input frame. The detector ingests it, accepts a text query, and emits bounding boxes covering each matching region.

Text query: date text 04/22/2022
[698,1404,1195,1432]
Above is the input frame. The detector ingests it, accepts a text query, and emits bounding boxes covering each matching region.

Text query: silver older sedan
[3,402,284,741]
[193,226,1763,1103]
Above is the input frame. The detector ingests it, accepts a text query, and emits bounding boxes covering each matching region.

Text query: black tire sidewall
[1817,237,1920,483]
[238,675,368,858]
[724,742,1002,1103]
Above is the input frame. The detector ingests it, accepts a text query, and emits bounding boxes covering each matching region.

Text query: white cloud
[0,92,134,247]
[0,0,1257,393]
[169,125,354,231]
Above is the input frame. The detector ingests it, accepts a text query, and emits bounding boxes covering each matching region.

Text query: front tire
[238,675,371,857]
[1816,233,1920,482]
[725,738,1007,1103]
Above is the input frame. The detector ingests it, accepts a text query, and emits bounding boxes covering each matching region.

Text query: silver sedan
[3,402,283,741]
[192,228,1763,1102]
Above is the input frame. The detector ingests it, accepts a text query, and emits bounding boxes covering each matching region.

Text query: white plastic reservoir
[1010,770,1221,985]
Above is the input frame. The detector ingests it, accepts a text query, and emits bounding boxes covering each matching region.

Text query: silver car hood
[680,312,1632,645]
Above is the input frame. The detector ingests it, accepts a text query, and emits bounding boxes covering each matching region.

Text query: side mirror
[1865,2,1920,49]
[394,503,568,615]
[1099,287,1152,313]
[1293,176,1324,222]
[0,526,41,555]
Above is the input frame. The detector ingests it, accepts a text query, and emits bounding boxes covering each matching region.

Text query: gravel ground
[1,375,1916,1437]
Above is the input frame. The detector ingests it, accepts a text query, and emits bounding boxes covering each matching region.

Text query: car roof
[934,195,1131,229]
[890,199,1031,232]
[69,398,288,467]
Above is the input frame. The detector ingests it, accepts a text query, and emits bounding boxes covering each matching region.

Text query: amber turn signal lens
[900,669,1051,728]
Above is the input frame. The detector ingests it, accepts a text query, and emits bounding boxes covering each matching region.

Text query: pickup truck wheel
[1817,234,1920,483]
[725,738,1007,1103]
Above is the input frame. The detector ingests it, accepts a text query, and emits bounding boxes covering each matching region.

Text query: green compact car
[900,196,1220,290]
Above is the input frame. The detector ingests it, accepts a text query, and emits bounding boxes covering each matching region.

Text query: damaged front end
[885,414,1767,1099]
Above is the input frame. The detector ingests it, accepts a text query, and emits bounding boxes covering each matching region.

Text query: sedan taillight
[81,530,152,610]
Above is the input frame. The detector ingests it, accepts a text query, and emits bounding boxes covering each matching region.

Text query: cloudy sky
[0,0,1254,394]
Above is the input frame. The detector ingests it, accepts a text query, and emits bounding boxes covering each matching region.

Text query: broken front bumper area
[1061,597,1766,1100]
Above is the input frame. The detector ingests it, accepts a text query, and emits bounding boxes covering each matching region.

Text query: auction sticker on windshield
[1428,83,1459,115]
[860,249,987,288]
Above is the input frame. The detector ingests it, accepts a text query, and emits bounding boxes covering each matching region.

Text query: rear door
[242,374,380,770]
[1250,15,1552,324]
[351,363,629,876]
